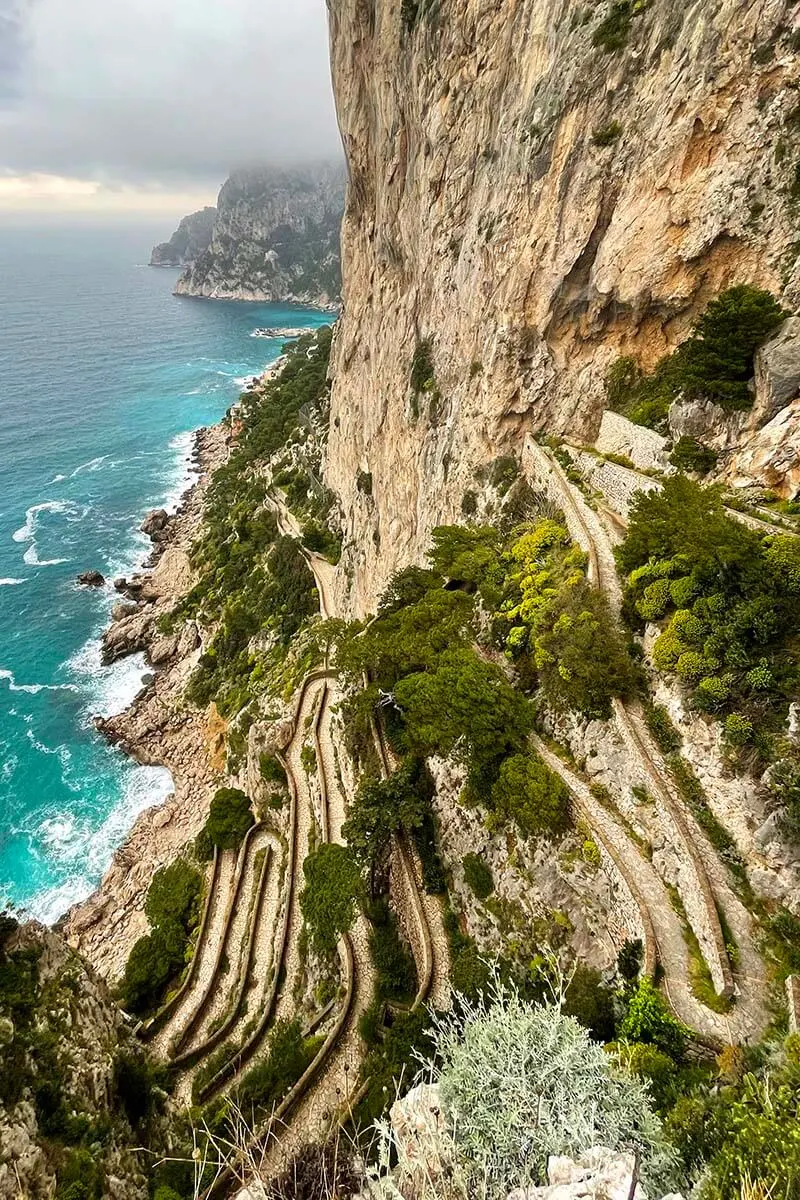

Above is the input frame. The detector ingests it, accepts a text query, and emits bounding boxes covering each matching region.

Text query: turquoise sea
[0,220,331,923]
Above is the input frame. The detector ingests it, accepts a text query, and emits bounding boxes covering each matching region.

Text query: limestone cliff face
[174,164,346,305]
[150,206,216,268]
[325,0,800,615]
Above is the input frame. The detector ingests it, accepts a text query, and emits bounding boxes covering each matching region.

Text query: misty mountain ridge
[154,162,346,308]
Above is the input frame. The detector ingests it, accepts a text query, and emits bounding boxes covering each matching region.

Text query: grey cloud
[0,0,341,186]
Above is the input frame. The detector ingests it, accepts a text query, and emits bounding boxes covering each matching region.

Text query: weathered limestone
[326,0,800,616]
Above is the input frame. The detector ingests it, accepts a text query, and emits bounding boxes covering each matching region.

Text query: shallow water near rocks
[0,219,331,922]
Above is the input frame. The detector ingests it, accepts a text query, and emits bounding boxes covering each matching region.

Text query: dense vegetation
[337,515,635,829]
[235,1018,320,1121]
[174,329,336,716]
[606,285,786,428]
[0,917,165,1198]
[300,842,363,956]
[197,786,254,855]
[119,859,202,1015]
[618,475,800,766]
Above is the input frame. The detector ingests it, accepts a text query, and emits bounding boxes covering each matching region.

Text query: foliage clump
[198,786,254,855]
[336,515,634,832]
[119,859,202,1015]
[236,1018,318,1119]
[618,475,800,757]
[175,330,331,716]
[416,975,679,1197]
[300,842,362,956]
[592,120,623,146]
[606,286,787,428]
[592,0,635,52]
[669,436,717,475]
[462,852,494,900]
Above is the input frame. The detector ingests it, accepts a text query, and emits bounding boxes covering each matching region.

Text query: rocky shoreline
[62,421,232,983]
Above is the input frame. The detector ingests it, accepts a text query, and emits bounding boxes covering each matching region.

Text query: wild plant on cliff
[414,973,680,1199]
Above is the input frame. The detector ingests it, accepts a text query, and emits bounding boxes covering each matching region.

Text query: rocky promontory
[149,206,216,268]
[172,164,345,306]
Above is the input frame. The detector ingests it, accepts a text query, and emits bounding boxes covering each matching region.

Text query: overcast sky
[0,0,341,213]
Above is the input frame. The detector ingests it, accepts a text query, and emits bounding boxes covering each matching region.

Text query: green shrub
[637,578,672,620]
[671,609,706,645]
[643,703,681,754]
[695,675,731,711]
[201,787,254,851]
[461,490,478,516]
[260,753,284,783]
[652,628,684,671]
[499,520,637,717]
[55,1149,102,1200]
[490,752,570,837]
[617,938,644,982]
[421,976,679,1197]
[670,575,699,607]
[669,436,718,475]
[120,858,202,1014]
[619,977,687,1058]
[343,758,434,877]
[462,852,494,899]
[236,1019,312,1116]
[144,859,202,931]
[691,1035,800,1199]
[119,922,187,1015]
[410,336,437,394]
[592,0,633,51]
[606,287,786,426]
[676,650,711,683]
[300,843,362,956]
[489,456,520,495]
[356,470,373,496]
[592,120,623,146]
[723,712,754,746]
[562,964,617,1042]
[366,897,417,1001]
[302,519,341,564]
[619,474,800,733]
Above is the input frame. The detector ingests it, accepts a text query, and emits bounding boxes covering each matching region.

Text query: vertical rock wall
[326,0,800,613]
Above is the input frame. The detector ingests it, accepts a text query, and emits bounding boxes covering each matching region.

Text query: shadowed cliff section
[173,164,346,307]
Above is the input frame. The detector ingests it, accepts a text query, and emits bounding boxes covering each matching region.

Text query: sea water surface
[0,219,331,923]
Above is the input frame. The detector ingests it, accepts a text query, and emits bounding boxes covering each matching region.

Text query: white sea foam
[0,668,79,695]
[23,544,69,567]
[67,633,154,720]
[12,500,70,543]
[0,577,25,586]
[12,498,85,567]
[69,455,108,478]
[24,763,173,925]
[163,429,199,513]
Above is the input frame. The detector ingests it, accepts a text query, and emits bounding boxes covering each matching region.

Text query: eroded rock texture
[174,164,345,305]
[325,0,800,614]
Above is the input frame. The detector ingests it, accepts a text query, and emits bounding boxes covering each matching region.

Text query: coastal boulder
[140,508,169,538]
[76,570,105,588]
